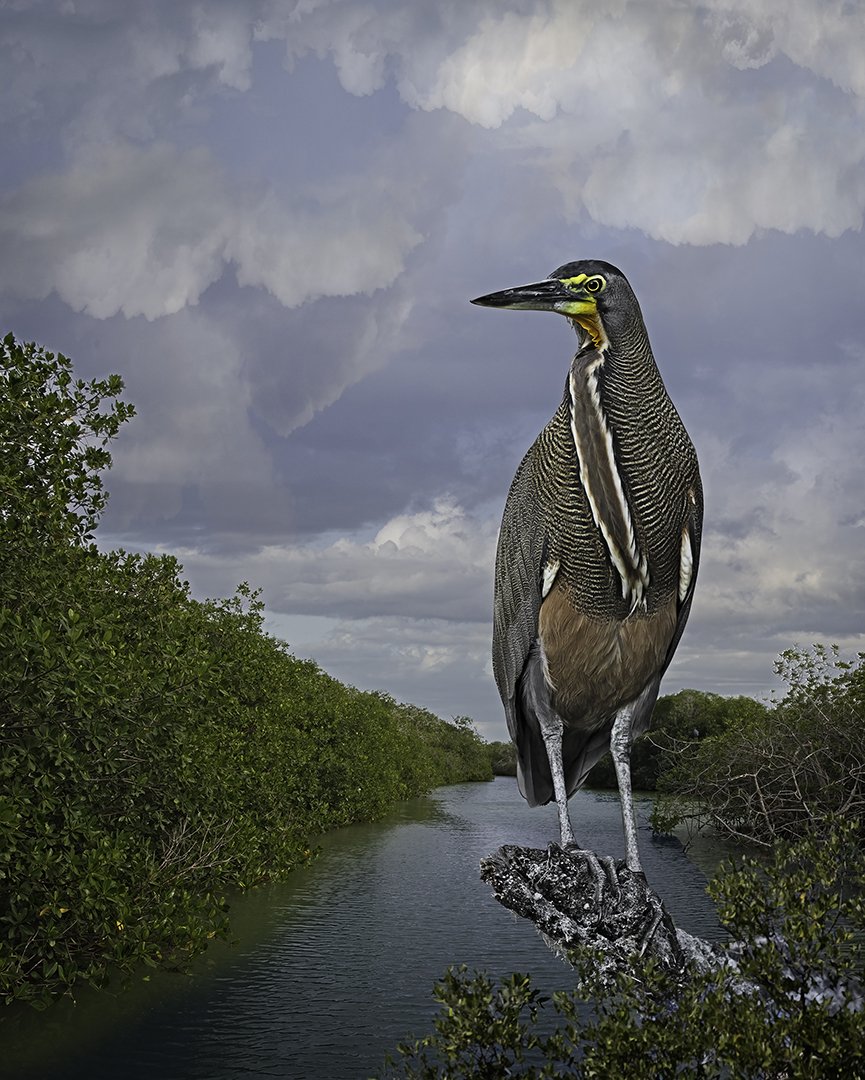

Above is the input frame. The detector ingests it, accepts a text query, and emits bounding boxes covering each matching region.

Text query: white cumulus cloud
[168,498,498,622]
[273,0,865,244]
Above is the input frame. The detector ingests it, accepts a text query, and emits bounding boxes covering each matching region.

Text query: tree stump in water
[480,844,719,982]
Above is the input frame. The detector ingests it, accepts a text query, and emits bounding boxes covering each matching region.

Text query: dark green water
[1,778,731,1079]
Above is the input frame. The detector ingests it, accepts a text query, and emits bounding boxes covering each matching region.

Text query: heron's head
[471,259,641,351]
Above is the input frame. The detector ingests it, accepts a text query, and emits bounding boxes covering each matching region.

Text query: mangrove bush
[653,645,865,845]
[0,334,491,1007]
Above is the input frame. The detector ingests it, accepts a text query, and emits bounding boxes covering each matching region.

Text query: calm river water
[1,779,736,1079]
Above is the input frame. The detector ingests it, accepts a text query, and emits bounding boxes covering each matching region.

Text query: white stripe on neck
[568,351,649,610]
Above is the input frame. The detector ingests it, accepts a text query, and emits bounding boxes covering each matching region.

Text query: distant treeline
[584,688,767,792]
[0,335,491,1008]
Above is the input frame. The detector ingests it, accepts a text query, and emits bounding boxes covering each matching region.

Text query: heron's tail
[514,715,612,806]
[510,642,613,807]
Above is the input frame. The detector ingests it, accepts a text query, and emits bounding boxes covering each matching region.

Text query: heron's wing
[492,446,545,712]
[660,474,704,678]
[492,444,553,803]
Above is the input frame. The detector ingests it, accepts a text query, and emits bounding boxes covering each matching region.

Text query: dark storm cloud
[1,0,863,732]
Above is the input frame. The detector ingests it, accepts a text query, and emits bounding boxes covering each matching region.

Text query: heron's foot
[557,843,621,909]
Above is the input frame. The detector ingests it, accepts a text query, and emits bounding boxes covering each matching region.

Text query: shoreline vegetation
[1,334,493,1008]
[383,819,865,1079]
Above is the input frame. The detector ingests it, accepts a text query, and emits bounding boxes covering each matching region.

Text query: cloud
[228,188,422,310]
[4,1,863,330]
[290,613,500,735]
[78,306,287,537]
[2,1,864,730]
[170,498,497,621]
[676,332,865,701]
[245,287,418,438]
[0,138,423,320]
[0,2,257,148]
[703,414,865,635]
[706,0,865,95]
[77,284,425,546]
[0,143,230,319]
[272,0,865,244]
[575,98,865,245]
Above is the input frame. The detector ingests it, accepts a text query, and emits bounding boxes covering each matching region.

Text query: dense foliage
[0,334,491,1007]
[383,822,865,1078]
[653,646,865,845]
[485,740,517,777]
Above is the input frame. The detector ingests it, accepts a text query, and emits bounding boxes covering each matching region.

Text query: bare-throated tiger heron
[472,260,702,874]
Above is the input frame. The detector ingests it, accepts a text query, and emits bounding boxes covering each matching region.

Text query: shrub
[485,741,517,777]
[654,646,865,845]
[585,689,768,792]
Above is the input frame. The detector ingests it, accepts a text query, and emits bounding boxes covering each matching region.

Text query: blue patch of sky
[193,40,409,190]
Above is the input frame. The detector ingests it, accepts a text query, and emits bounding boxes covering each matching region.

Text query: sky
[2,0,864,739]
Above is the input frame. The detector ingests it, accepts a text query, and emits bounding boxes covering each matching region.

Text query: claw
[560,845,619,908]
[598,855,621,905]
[637,891,665,956]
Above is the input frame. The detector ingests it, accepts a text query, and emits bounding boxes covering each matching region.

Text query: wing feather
[492,444,550,801]
[660,479,704,679]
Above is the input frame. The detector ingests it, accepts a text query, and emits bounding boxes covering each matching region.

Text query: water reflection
[1,779,730,1080]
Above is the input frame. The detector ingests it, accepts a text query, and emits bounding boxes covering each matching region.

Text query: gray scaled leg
[610,701,642,873]
[537,710,576,848]
[538,710,619,906]
[522,641,616,900]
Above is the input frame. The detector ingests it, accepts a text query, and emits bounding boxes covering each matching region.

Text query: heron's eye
[585,275,606,294]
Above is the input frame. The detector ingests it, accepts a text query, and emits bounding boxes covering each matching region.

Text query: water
[1,779,729,1079]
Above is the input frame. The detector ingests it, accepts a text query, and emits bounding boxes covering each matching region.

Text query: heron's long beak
[472,276,605,346]
[470,278,568,311]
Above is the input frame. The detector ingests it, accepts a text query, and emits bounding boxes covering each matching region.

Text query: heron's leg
[537,710,619,908]
[537,710,576,848]
[610,701,642,874]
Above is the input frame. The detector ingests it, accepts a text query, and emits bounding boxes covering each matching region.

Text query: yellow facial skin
[555,274,609,348]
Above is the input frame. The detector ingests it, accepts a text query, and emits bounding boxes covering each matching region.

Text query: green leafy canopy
[1,334,491,1007]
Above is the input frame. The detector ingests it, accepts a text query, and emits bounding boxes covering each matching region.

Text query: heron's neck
[567,344,649,610]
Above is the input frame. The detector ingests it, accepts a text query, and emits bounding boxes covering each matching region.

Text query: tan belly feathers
[538,583,677,729]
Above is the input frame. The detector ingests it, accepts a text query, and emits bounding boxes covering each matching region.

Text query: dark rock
[480,843,720,982]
